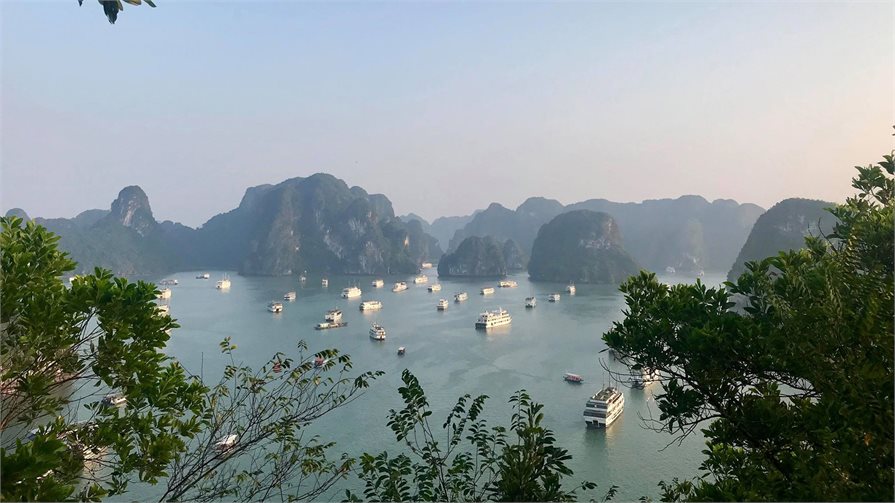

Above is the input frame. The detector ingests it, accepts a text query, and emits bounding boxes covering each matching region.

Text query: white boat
[321,278,329,287]
[392,282,408,292]
[475,308,512,329]
[156,304,170,315]
[214,434,238,451]
[101,393,126,407]
[267,301,283,313]
[159,279,178,286]
[563,373,584,384]
[284,291,297,301]
[480,287,495,295]
[630,368,659,388]
[325,309,342,323]
[315,321,347,330]
[584,387,625,428]
[436,299,449,311]
[299,274,307,283]
[369,324,387,340]
[371,279,384,288]
[413,274,428,284]
[548,293,561,302]
[216,276,231,290]
[454,292,468,302]
[341,286,362,299]
[157,288,172,300]
[397,346,406,355]
[420,262,433,269]
[499,280,517,288]
[566,283,576,295]
[427,283,442,292]
[359,300,382,311]
[196,273,210,280]
[525,296,537,308]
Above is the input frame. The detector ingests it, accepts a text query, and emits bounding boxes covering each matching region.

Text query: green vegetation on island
[437,235,507,278]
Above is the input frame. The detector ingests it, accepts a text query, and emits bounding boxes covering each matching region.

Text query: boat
[157,288,172,300]
[314,356,329,368]
[325,309,342,323]
[566,283,576,295]
[371,278,384,288]
[427,283,442,292]
[267,301,283,313]
[397,346,406,356]
[665,266,676,274]
[196,273,210,280]
[359,300,383,311]
[413,274,428,284]
[156,304,170,315]
[369,324,387,340]
[563,373,584,384]
[392,282,408,292]
[299,274,307,283]
[315,321,348,330]
[216,276,231,289]
[436,299,449,311]
[475,308,512,329]
[454,292,468,302]
[548,293,560,302]
[420,262,433,269]
[499,280,517,288]
[284,291,297,301]
[480,287,495,295]
[525,296,537,308]
[321,278,329,287]
[584,387,625,428]
[101,393,126,407]
[214,434,238,451]
[159,279,178,286]
[630,368,659,388]
[341,286,362,299]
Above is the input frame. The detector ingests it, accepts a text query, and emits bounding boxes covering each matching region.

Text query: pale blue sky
[2,1,892,226]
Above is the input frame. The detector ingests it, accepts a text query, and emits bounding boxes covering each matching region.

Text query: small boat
[314,356,329,368]
[392,282,408,292]
[420,262,433,269]
[584,387,625,428]
[413,274,428,284]
[267,301,283,313]
[566,283,576,295]
[315,321,348,330]
[436,299,449,311]
[321,278,329,287]
[299,273,307,283]
[101,393,126,407]
[480,287,495,295]
[159,279,178,286]
[272,362,282,373]
[371,278,384,288]
[397,346,406,356]
[454,292,468,302]
[156,304,170,315]
[157,288,172,300]
[548,293,561,302]
[563,373,584,384]
[499,280,517,288]
[475,308,512,329]
[341,286,362,299]
[325,309,342,323]
[216,276,231,290]
[427,283,442,292]
[525,296,537,308]
[196,273,210,280]
[359,300,383,311]
[214,434,238,451]
[369,324,387,341]
[630,368,659,388]
[284,291,297,301]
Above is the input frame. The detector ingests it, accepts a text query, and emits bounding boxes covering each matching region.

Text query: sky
[1,1,892,227]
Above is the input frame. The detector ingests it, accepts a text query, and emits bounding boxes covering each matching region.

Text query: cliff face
[727,198,835,281]
[502,239,526,271]
[528,210,640,284]
[437,236,507,278]
[447,197,564,256]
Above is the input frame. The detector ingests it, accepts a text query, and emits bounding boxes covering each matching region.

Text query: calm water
[149,270,723,501]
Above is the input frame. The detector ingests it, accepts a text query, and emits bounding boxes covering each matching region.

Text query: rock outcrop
[437,236,507,278]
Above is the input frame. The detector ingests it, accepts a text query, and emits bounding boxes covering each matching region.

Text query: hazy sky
[1,1,892,226]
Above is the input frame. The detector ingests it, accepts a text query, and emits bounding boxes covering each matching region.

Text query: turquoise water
[153,270,722,501]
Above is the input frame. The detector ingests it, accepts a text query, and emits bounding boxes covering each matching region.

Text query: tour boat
[428,283,442,292]
[371,278,384,288]
[196,273,210,279]
[315,321,347,330]
[475,308,512,329]
[392,282,408,292]
[284,291,297,301]
[397,346,406,356]
[214,434,238,451]
[267,301,283,313]
[566,283,576,295]
[499,280,517,288]
[321,278,329,287]
[341,286,362,299]
[325,309,342,323]
[420,262,433,269]
[159,279,178,286]
[157,288,172,300]
[548,293,561,302]
[584,387,625,428]
[436,299,449,311]
[630,368,659,388]
[454,292,468,302]
[480,287,495,295]
[413,274,428,284]
[563,373,584,384]
[369,324,387,341]
[359,300,383,311]
[216,276,231,290]
[525,296,537,308]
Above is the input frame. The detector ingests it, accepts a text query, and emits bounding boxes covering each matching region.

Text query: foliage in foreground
[604,152,894,501]
[78,0,156,25]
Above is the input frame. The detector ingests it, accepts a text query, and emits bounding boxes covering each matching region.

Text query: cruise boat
[284,291,297,301]
[214,434,238,451]
[359,300,382,311]
[630,368,659,388]
[499,280,517,288]
[427,283,442,292]
[583,387,625,428]
[321,278,329,287]
[397,346,406,356]
[325,309,342,323]
[392,282,408,292]
[525,296,537,308]
[267,301,283,313]
[548,293,560,302]
[341,286,362,299]
[563,373,584,384]
[369,324,387,341]
[196,273,210,280]
[413,274,428,284]
[216,276,231,290]
[159,279,178,286]
[157,288,172,300]
[436,299,449,311]
[475,308,512,329]
[371,278,384,288]
[566,283,576,295]
[420,262,433,269]
[480,287,495,295]
[454,292,468,302]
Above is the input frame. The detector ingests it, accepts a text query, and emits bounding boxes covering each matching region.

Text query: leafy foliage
[78,0,156,25]
[603,153,894,501]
